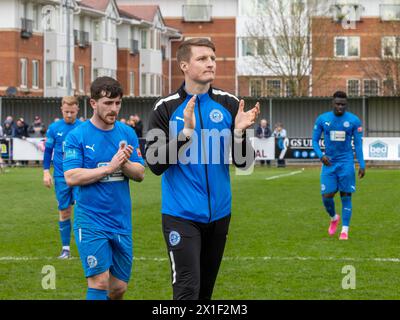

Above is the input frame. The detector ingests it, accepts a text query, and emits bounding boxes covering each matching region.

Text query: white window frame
[78,66,84,93]
[141,73,147,96]
[141,29,148,49]
[129,71,135,96]
[363,79,380,96]
[20,58,28,88]
[150,74,155,96]
[249,78,263,97]
[346,79,360,96]
[334,36,360,58]
[32,60,39,89]
[266,79,282,97]
[382,78,396,95]
[382,36,400,58]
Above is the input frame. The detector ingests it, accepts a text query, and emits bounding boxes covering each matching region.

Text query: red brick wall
[117,49,140,97]
[164,18,236,95]
[0,31,43,96]
[74,45,92,96]
[312,17,400,96]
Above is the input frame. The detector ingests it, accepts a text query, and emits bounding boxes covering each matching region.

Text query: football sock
[322,197,336,218]
[341,226,349,233]
[86,288,108,300]
[341,196,352,227]
[59,219,71,247]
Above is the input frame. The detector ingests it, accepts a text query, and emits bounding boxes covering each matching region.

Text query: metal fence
[1,96,399,137]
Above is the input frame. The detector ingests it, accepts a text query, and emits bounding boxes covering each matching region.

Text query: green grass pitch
[0,166,399,299]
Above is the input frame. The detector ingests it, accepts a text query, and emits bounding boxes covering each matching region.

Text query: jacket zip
[197,96,212,223]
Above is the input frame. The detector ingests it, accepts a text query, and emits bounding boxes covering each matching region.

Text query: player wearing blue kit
[63,77,145,300]
[312,91,366,240]
[43,96,82,259]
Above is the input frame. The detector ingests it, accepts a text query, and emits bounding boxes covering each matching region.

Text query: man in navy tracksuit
[146,38,260,300]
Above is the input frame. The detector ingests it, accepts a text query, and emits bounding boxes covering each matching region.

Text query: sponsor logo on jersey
[57,132,63,137]
[209,109,223,123]
[169,231,181,246]
[85,144,95,152]
[369,141,388,158]
[87,255,98,268]
[98,162,125,182]
[136,148,142,157]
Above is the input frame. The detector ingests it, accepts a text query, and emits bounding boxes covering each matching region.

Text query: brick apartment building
[0,0,181,97]
[1,0,399,98]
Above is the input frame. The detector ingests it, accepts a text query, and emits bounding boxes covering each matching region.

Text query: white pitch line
[1,256,400,263]
[265,168,305,181]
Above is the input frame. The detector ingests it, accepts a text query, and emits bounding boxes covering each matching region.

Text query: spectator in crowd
[273,122,287,168]
[3,120,14,137]
[4,116,15,128]
[256,118,272,166]
[127,115,136,131]
[120,118,127,124]
[132,114,143,138]
[0,124,3,137]
[14,118,29,139]
[54,117,60,123]
[28,115,46,138]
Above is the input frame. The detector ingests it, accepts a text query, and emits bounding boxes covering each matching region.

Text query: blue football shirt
[45,119,82,177]
[312,111,365,168]
[63,120,144,234]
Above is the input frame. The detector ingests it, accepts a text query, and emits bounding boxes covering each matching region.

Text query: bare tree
[243,0,332,96]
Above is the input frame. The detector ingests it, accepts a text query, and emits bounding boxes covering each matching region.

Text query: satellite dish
[6,87,17,96]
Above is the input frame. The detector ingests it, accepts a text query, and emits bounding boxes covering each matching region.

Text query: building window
[249,79,262,97]
[79,66,84,93]
[20,58,28,88]
[156,30,161,50]
[380,4,400,21]
[129,72,135,96]
[285,80,298,97]
[347,79,360,96]
[240,0,268,16]
[156,75,161,96]
[141,29,148,49]
[383,79,395,96]
[241,38,267,57]
[334,37,360,57]
[183,0,212,22]
[56,62,65,88]
[94,21,101,41]
[266,79,281,97]
[382,36,400,58]
[150,74,155,96]
[363,79,379,96]
[141,73,147,95]
[32,60,39,89]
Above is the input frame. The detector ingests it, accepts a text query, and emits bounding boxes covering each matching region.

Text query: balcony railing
[182,5,212,22]
[130,39,139,55]
[21,18,33,39]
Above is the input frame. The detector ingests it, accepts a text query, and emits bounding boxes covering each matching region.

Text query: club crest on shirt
[87,255,98,268]
[343,121,350,128]
[209,109,223,123]
[169,231,181,246]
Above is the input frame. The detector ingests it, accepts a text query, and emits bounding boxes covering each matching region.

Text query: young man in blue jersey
[43,96,82,259]
[63,77,145,300]
[146,38,260,300]
[312,91,366,240]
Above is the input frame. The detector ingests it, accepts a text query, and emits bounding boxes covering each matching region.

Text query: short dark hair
[177,38,216,63]
[333,91,347,99]
[90,76,123,100]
